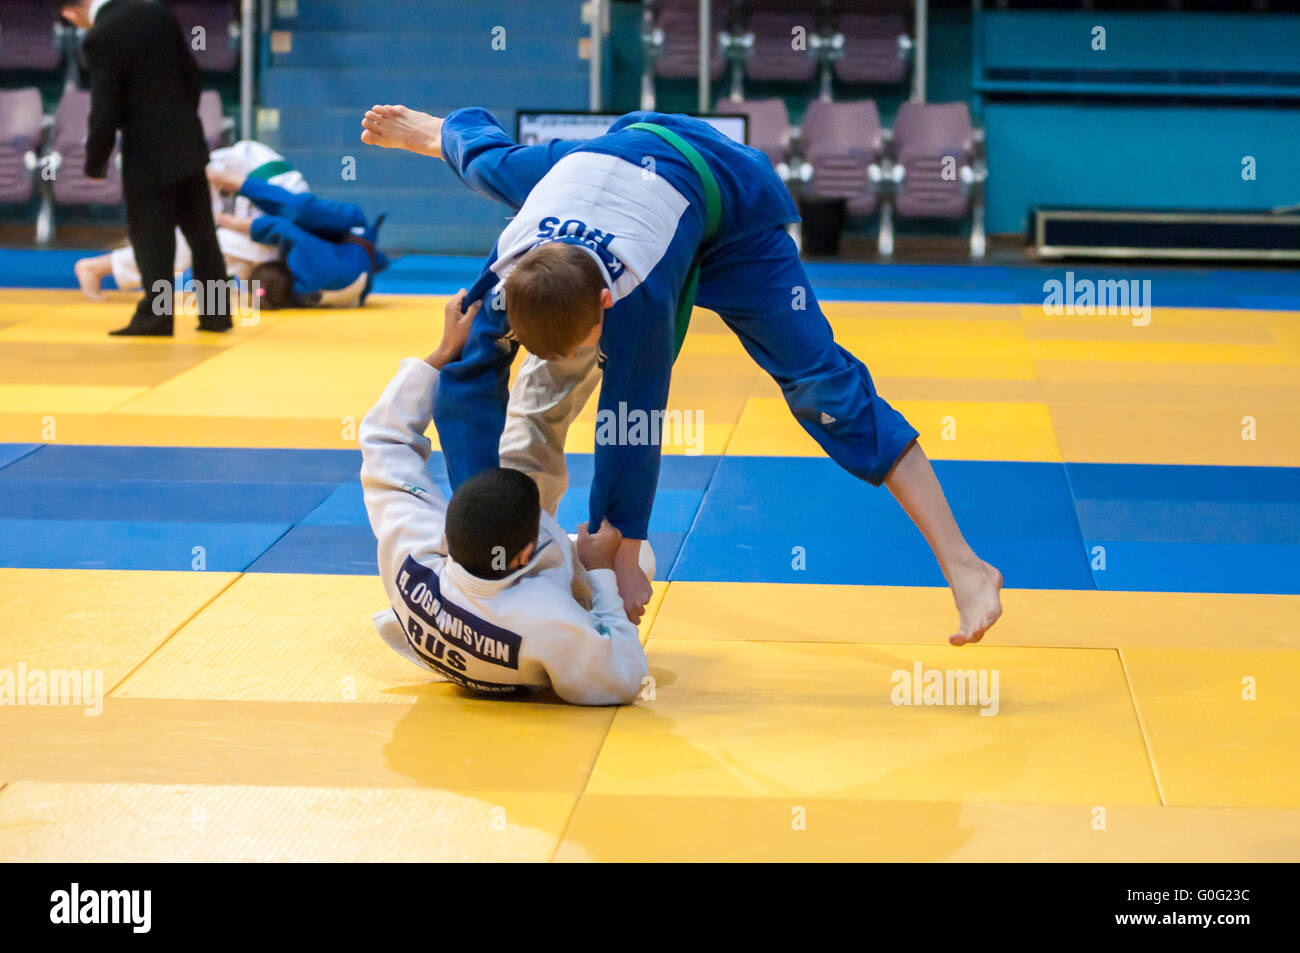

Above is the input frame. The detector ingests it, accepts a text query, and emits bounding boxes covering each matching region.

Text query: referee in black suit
[58,0,232,335]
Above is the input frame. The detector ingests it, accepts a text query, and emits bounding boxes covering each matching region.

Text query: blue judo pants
[498,224,919,524]
[694,225,918,486]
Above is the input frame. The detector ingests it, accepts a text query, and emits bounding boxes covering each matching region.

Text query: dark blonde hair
[504,243,605,359]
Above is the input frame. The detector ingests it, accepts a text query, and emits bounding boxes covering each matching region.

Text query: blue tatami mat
[246,521,685,579]
[0,443,40,471]
[256,467,710,575]
[671,457,1094,589]
[2,444,362,484]
[1,443,1293,592]
[246,524,381,575]
[0,519,290,572]
[0,478,336,524]
[1067,463,1300,594]
[9,253,1300,310]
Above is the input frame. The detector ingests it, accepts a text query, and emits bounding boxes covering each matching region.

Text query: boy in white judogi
[361,291,649,705]
[73,140,309,299]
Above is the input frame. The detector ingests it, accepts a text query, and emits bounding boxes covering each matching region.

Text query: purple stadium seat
[830,0,912,10]
[800,99,884,216]
[169,0,239,73]
[0,88,44,204]
[0,0,62,71]
[714,97,790,169]
[51,88,122,207]
[198,89,225,150]
[742,0,819,83]
[833,13,910,85]
[891,101,974,219]
[649,0,726,80]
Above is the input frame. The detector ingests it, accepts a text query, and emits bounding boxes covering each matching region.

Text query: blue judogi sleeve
[586,284,679,542]
[431,255,516,490]
[440,107,583,211]
[239,178,366,238]
[432,111,585,491]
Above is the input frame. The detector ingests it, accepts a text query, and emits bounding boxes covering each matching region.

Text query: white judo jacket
[360,358,649,705]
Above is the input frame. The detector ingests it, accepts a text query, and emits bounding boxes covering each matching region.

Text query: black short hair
[250,261,294,310]
[445,468,541,580]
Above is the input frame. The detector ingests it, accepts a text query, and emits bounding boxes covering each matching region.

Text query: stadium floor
[0,277,1298,861]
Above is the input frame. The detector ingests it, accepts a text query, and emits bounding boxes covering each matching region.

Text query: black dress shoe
[109,321,173,337]
[197,317,233,332]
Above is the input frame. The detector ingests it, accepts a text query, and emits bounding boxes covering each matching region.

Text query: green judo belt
[246,158,294,182]
[627,122,722,361]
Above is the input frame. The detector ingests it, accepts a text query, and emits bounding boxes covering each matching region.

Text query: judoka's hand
[426,289,480,369]
[577,520,622,571]
[362,105,444,160]
[206,166,244,194]
[215,212,252,234]
[613,538,652,624]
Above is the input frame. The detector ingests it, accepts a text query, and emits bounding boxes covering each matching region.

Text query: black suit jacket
[82,0,211,191]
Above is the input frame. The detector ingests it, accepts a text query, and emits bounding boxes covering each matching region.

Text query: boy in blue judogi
[361,104,1003,645]
[207,168,389,309]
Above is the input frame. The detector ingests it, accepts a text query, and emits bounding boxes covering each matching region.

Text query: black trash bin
[797,195,847,257]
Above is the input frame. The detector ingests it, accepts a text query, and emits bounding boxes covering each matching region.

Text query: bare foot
[947,558,1003,646]
[361,104,443,158]
[75,259,107,302]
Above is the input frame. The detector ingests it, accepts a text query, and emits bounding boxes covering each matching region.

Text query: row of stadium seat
[0,87,231,241]
[716,97,987,257]
[644,0,913,106]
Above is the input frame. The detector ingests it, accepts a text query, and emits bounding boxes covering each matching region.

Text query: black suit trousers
[126,171,230,326]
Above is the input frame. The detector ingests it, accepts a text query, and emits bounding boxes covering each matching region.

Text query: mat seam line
[1023,309,1100,595]
[106,571,245,696]
[0,443,43,475]
[547,581,672,862]
[1115,645,1167,807]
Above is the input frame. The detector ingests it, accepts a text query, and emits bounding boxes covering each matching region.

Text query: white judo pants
[109,227,273,291]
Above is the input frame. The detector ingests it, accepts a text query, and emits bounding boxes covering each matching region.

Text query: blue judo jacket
[434,108,798,540]
[241,178,389,305]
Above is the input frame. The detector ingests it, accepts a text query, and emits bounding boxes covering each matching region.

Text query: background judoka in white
[107,140,309,290]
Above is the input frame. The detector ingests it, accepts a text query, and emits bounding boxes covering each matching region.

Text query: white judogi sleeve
[359,358,452,573]
[528,565,647,706]
[359,358,647,706]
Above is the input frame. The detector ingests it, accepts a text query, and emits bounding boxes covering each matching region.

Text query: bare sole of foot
[75,261,107,302]
[949,560,1003,646]
[361,104,440,157]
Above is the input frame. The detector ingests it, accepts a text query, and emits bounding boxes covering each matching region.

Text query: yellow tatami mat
[727,386,1063,461]
[0,781,574,862]
[556,797,1300,862]
[584,640,1159,805]
[0,697,615,792]
[3,293,1294,464]
[2,287,1298,861]
[1122,648,1300,809]
[0,568,238,686]
[648,582,1300,651]
[115,573,668,703]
